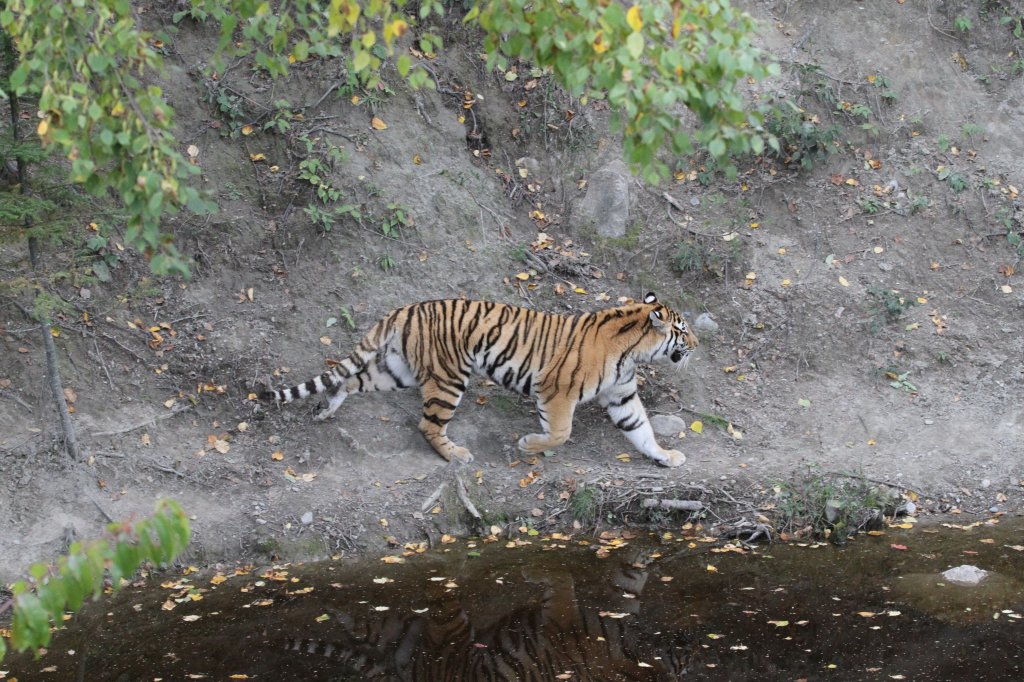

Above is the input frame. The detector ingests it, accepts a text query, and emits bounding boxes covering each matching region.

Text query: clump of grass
[774,471,893,543]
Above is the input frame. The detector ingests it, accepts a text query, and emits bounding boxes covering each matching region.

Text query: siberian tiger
[260,293,698,467]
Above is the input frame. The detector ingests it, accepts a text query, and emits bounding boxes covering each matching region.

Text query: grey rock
[694,313,719,334]
[942,565,988,586]
[300,511,314,525]
[576,159,631,238]
[650,414,688,437]
[981,479,991,489]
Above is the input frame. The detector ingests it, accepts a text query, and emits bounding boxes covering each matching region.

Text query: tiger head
[643,292,699,369]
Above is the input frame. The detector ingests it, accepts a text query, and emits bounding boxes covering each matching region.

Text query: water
[3,520,1022,681]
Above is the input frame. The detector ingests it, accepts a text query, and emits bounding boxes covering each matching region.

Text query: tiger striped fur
[260,293,698,466]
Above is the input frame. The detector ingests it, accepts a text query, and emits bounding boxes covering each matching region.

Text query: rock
[824,498,845,524]
[980,479,991,489]
[694,313,719,334]
[300,511,314,525]
[575,159,631,238]
[942,565,988,586]
[650,414,688,437]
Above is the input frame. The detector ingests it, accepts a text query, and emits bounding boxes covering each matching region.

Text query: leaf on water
[890,544,908,551]
[182,614,201,622]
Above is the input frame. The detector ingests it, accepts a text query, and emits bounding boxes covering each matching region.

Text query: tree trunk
[3,33,83,460]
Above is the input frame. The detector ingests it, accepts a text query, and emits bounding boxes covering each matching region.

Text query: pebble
[301,511,314,525]
[694,313,719,334]
[989,505,1000,514]
[980,479,991,489]
[923,419,934,425]
[941,565,988,586]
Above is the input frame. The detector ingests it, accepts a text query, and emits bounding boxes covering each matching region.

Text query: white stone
[941,565,988,586]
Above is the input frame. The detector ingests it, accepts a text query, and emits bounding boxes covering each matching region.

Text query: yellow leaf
[690,420,703,434]
[616,453,631,462]
[249,153,266,162]
[592,32,608,54]
[781,279,792,287]
[413,154,422,165]
[371,116,388,130]
[271,451,284,461]
[705,564,718,572]
[626,5,643,32]
[351,95,360,105]
[574,287,587,294]
[515,272,531,281]
[37,119,49,136]
[241,124,254,136]
[767,620,789,627]
[838,276,850,287]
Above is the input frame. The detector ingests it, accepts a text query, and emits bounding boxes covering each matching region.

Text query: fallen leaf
[371,116,388,130]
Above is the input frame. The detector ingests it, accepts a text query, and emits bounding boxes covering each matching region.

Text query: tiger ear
[649,310,665,328]
[644,292,658,304]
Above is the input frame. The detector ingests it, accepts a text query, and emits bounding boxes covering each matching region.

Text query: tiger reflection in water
[282,548,696,681]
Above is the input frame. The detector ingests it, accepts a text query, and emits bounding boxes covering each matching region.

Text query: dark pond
[3,518,1023,681]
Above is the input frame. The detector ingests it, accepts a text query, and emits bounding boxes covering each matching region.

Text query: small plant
[774,471,891,542]
[846,103,873,120]
[570,485,600,525]
[937,134,951,152]
[81,231,120,282]
[866,287,918,331]
[858,197,883,214]
[954,15,973,31]
[263,99,294,134]
[962,122,985,140]
[870,73,898,103]
[380,202,412,237]
[672,238,743,279]
[510,244,529,262]
[764,101,840,170]
[326,307,356,330]
[909,196,931,214]
[885,368,918,393]
[378,253,396,271]
[946,173,969,193]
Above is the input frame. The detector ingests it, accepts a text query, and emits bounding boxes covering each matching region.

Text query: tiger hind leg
[418,376,473,464]
[518,396,575,454]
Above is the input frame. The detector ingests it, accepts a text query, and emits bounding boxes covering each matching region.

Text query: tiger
[259,293,698,467]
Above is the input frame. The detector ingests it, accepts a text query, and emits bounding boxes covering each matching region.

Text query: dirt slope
[1,0,1022,582]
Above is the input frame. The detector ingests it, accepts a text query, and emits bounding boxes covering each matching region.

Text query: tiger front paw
[448,446,474,464]
[657,449,686,467]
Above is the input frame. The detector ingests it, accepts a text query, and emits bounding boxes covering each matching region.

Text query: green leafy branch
[0,500,190,662]
[2,0,216,277]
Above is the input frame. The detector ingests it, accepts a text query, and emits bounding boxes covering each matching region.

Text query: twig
[641,498,703,512]
[455,475,482,521]
[89,404,193,438]
[1,387,34,412]
[92,498,114,523]
[92,337,115,390]
[420,482,446,513]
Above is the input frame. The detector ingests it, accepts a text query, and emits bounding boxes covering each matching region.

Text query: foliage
[1,1,217,277]
[0,500,190,662]
[672,235,743,279]
[774,471,890,542]
[182,0,776,182]
[866,287,917,332]
[763,100,840,170]
[3,0,775,275]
